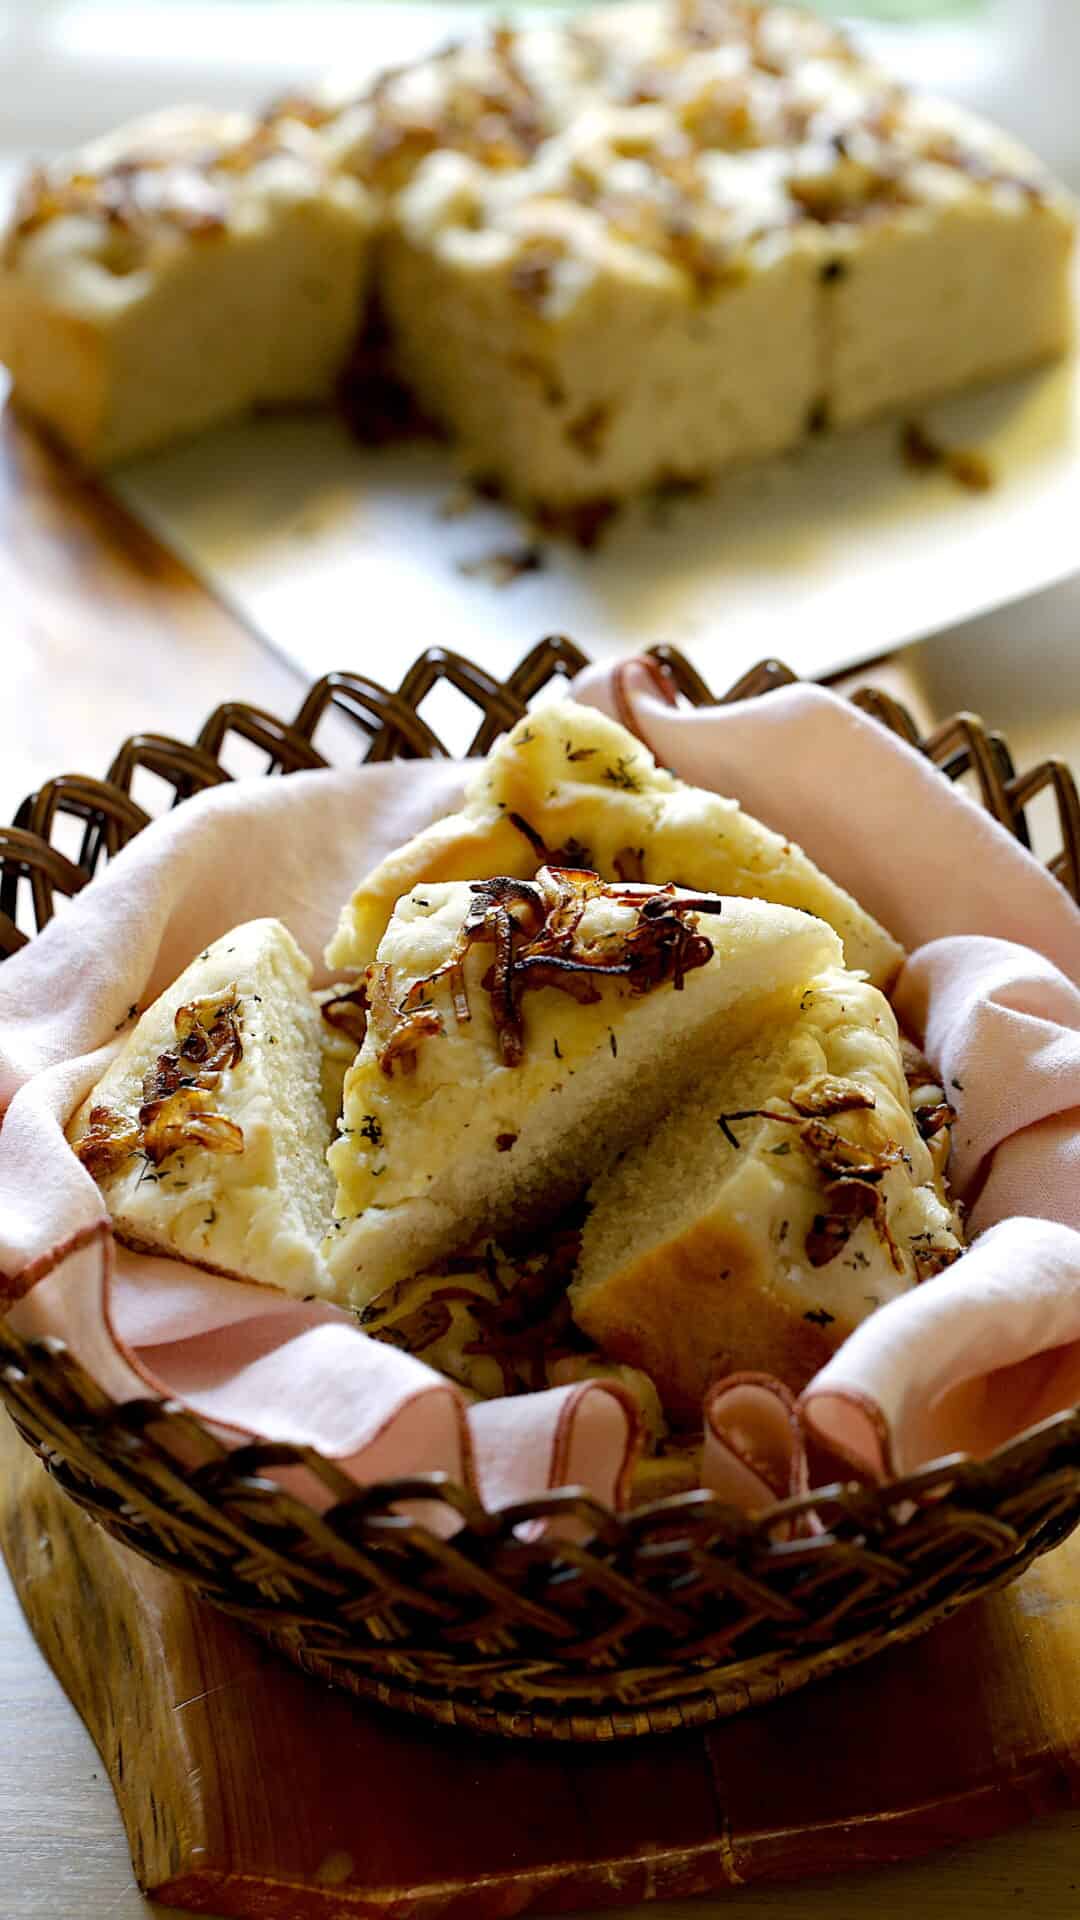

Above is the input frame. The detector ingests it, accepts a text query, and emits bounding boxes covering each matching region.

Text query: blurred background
[1,0,1079,188]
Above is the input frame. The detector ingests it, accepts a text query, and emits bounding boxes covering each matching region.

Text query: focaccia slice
[0,107,374,466]
[358,1234,664,1446]
[572,967,962,1419]
[326,699,904,988]
[325,868,841,1306]
[68,918,336,1298]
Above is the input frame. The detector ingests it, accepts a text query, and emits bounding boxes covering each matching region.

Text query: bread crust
[572,964,963,1415]
[573,1213,836,1422]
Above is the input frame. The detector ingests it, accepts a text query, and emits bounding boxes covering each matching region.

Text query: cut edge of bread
[572,965,962,1415]
[324,892,843,1307]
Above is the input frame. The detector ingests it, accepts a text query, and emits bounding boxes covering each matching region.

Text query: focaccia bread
[371,2,1073,510]
[0,106,374,465]
[326,698,904,988]
[325,868,841,1305]
[68,918,336,1298]
[1,2,1072,497]
[572,966,962,1418]
[359,1236,665,1446]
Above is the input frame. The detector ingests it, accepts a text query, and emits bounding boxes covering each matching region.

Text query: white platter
[113,318,1080,693]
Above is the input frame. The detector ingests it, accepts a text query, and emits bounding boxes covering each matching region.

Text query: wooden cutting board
[2,1415,1079,1920]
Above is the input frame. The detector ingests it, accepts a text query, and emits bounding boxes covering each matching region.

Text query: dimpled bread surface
[326,700,904,988]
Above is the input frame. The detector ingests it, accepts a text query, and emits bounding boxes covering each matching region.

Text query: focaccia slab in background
[0,2,1071,496]
[0,108,374,465]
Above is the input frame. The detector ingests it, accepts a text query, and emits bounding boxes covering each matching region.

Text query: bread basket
[2,635,1079,1743]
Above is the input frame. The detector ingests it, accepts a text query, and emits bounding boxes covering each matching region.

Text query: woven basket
[2,637,1079,1743]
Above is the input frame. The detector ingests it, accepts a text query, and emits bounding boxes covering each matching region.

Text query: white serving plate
[112,308,1080,692]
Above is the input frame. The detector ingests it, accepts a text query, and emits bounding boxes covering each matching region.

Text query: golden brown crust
[572,1212,838,1422]
[110,1224,258,1290]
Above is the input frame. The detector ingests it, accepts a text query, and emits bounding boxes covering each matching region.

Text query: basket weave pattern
[2,638,1079,1741]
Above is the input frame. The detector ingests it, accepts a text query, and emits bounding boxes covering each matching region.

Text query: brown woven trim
[0,1214,110,1309]
[3,644,1078,968]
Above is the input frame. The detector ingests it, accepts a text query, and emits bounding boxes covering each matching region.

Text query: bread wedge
[358,1237,665,1443]
[325,869,841,1306]
[326,699,904,988]
[68,918,336,1298]
[0,108,374,465]
[572,966,962,1418]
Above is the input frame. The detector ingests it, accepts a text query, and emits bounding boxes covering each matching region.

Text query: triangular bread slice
[68,918,336,1298]
[326,701,903,988]
[572,968,963,1420]
[324,869,842,1306]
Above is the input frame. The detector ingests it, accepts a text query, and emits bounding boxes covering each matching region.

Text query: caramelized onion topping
[806,1177,903,1274]
[719,1099,911,1273]
[362,1219,583,1396]
[898,1036,956,1158]
[358,24,544,192]
[175,990,243,1069]
[8,159,228,261]
[797,1119,903,1185]
[377,1008,444,1077]
[140,1088,244,1166]
[789,1075,876,1118]
[899,1037,937,1088]
[914,1099,956,1142]
[75,984,245,1183]
[805,1179,877,1268]
[320,983,370,1049]
[910,1238,962,1283]
[74,1106,142,1181]
[508,811,594,874]
[375,867,723,1072]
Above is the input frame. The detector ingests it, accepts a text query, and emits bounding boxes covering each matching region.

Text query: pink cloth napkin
[1,659,1078,1523]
